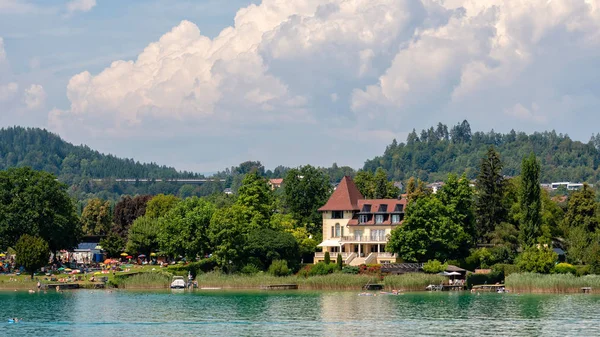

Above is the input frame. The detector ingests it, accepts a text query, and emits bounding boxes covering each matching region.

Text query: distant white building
[547,182,590,191]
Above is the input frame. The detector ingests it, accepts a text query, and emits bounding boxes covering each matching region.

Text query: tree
[99,233,125,258]
[0,167,80,253]
[437,174,476,241]
[422,260,448,273]
[283,165,331,235]
[81,198,112,235]
[519,154,542,246]
[125,216,160,256]
[236,171,273,224]
[245,228,300,270]
[209,204,260,271]
[405,177,429,203]
[112,195,152,239]
[337,253,343,270]
[324,251,331,264]
[562,184,598,233]
[354,169,399,199]
[475,147,506,242]
[387,195,471,262]
[15,234,50,279]
[145,194,180,219]
[516,246,557,273]
[158,197,215,260]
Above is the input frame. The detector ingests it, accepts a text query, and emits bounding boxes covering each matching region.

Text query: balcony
[339,235,388,243]
[314,252,353,259]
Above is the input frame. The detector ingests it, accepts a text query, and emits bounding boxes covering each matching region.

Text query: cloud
[49,0,600,170]
[0,82,18,101]
[66,0,96,14]
[23,84,46,109]
[0,37,5,62]
[0,0,37,14]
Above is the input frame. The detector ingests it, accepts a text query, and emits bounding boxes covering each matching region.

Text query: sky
[1,0,600,173]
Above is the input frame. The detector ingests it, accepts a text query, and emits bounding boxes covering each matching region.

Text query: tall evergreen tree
[519,153,542,246]
[475,147,506,241]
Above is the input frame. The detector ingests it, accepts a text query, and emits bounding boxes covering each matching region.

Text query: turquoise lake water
[2,290,600,336]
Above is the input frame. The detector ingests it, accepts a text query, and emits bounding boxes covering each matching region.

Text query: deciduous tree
[145,194,180,219]
[81,198,112,235]
[15,234,50,279]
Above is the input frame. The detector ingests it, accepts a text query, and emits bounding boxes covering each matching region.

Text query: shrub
[422,260,448,273]
[241,264,261,275]
[341,266,359,274]
[575,265,591,276]
[491,264,520,278]
[167,257,217,278]
[309,262,337,276]
[466,271,503,288]
[324,252,331,264]
[553,263,577,275]
[297,265,311,278]
[268,260,291,277]
[359,264,381,276]
[516,246,558,274]
[336,254,343,270]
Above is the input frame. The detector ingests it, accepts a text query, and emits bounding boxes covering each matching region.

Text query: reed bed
[118,272,172,289]
[384,273,446,291]
[297,274,374,290]
[506,273,600,293]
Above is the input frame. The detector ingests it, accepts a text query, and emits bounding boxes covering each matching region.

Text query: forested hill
[0,127,198,183]
[363,120,600,184]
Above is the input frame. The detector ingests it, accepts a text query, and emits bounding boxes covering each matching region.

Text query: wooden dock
[472,284,505,292]
[48,283,80,290]
[260,284,298,290]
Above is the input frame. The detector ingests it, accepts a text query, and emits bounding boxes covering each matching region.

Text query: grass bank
[196,272,444,291]
[506,273,600,293]
[116,271,172,289]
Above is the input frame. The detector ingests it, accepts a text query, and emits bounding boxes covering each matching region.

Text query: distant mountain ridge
[363,120,600,184]
[0,126,198,184]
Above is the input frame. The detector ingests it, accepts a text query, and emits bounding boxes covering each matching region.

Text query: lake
[2,290,600,336]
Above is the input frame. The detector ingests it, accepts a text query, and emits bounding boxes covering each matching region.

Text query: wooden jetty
[48,283,80,290]
[260,284,298,290]
[581,287,592,293]
[471,284,505,292]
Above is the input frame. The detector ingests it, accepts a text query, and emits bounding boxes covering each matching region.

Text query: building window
[332,211,344,219]
[371,229,385,241]
[392,214,400,223]
[359,215,369,224]
[335,223,341,237]
[375,214,384,224]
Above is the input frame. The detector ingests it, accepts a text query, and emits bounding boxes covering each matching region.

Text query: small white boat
[170,276,186,289]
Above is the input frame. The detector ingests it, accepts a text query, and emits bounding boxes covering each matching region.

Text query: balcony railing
[339,235,388,242]
[314,252,353,259]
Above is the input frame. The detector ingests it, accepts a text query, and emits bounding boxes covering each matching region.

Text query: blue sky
[1,0,600,173]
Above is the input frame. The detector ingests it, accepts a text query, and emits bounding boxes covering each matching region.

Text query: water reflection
[3,290,600,336]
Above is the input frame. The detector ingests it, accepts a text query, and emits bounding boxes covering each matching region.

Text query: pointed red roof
[318,176,364,211]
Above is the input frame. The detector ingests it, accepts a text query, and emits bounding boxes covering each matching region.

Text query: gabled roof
[318,176,363,211]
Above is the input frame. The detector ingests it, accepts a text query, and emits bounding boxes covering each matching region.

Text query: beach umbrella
[150,253,157,257]
[0,253,5,257]
[104,259,112,264]
[57,267,65,271]
[64,268,72,272]
[126,255,132,259]
[94,272,102,275]
[138,254,146,258]
[120,253,128,257]
[447,272,461,276]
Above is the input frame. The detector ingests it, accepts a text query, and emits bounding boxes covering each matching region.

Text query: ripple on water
[2,290,600,336]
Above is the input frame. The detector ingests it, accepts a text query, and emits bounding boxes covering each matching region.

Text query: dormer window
[378,205,387,213]
[375,214,384,224]
[359,214,369,224]
[361,204,371,213]
[392,213,404,223]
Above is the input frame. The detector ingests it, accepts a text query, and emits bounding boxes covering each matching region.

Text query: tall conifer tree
[519,153,542,246]
[475,146,506,242]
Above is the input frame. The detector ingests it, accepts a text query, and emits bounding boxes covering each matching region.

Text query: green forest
[1,121,599,205]
[364,120,600,183]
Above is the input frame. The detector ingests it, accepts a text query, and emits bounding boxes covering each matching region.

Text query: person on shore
[37,281,41,290]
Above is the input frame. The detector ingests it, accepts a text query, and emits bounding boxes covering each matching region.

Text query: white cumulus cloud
[50,0,600,169]
[23,84,46,109]
[66,0,95,14]
[0,82,18,101]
